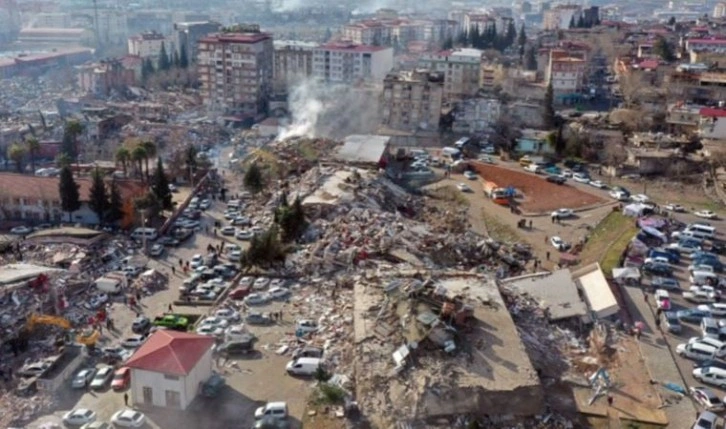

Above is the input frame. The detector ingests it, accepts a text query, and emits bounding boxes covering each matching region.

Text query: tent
[612,267,641,281]
[623,203,647,217]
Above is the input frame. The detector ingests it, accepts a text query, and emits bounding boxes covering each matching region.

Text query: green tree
[7,143,26,173]
[55,153,72,169]
[115,147,130,177]
[244,162,264,194]
[151,158,173,211]
[140,140,157,181]
[107,179,123,224]
[62,120,83,159]
[179,47,189,68]
[442,36,454,50]
[505,20,517,48]
[275,195,307,242]
[131,145,147,179]
[58,166,81,222]
[184,145,198,182]
[242,225,287,268]
[577,15,585,28]
[158,42,170,71]
[171,50,180,68]
[142,58,155,82]
[25,136,39,174]
[134,191,161,222]
[668,16,676,26]
[88,167,109,224]
[517,23,526,50]
[569,15,576,29]
[543,81,556,129]
[653,36,675,62]
[525,46,538,71]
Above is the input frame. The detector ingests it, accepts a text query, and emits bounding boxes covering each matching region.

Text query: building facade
[381,70,443,132]
[312,43,394,84]
[76,59,136,97]
[128,31,171,62]
[273,40,317,92]
[197,30,274,118]
[173,21,221,65]
[546,52,587,96]
[542,5,581,30]
[452,98,502,134]
[418,48,483,100]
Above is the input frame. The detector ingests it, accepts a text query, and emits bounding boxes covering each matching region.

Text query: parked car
[229,286,252,300]
[463,171,477,180]
[200,316,229,329]
[269,287,291,300]
[72,368,96,389]
[550,236,570,251]
[609,190,629,201]
[148,244,164,257]
[231,216,251,226]
[111,367,130,391]
[551,208,574,218]
[655,289,671,310]
[695,210,719,219]
[244,293,270,306]
[296,319,319,334]
[221,226,236,236]
[690,386,725,412]
[215,308,241,322]
[190,254,204,269]
[456,183,472,192]
[662,311,682,334]
[196,325,224,336]
[642,262,673,277]
[546,175,566,184]
[111,409,146,427]
[63,409,97,426]
[10,226,32,235]
[246,312,273,325]
[588,180,607,189]
[631,194,650,203]
[236,229,254,240]
[121,334,148,349]
[651,277,680,291]
[664,203,685,212]
[199,199,212,210]
[253,277,271,290]
[131,316,151,334]
[678,309,712,324]
[90,366,114,390]
[254,402,289,421]
[573,173,590,183]
[693,411,718,429]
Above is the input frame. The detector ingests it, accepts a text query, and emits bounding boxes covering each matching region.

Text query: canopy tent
[623,203,647,217]
[612,267,641,281]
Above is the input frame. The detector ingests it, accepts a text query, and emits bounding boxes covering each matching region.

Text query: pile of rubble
[0,390,57,428]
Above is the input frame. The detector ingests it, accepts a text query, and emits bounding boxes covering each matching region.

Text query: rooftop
[200,32,272,44]
[335,134,390,164]
[502,270,589,321]
[0,263,65,286]
[0,173,145,203]
[318,42,389,53]
[125,330,214,376]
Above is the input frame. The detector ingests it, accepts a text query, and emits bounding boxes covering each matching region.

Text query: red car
[229,285,251,300]
[111,367,130,391]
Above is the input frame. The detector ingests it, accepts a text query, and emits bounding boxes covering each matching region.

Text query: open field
[577,211,638,275]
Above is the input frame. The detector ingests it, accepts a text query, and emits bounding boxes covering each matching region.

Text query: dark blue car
[677,309,711,323]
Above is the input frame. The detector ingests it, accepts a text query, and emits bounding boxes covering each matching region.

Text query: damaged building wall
[419,384,545,419]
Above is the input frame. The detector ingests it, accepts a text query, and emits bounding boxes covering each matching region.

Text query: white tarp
[612,267,641,281]
[623,203,646,217]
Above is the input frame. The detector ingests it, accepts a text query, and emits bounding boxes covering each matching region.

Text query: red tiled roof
[689,38,726,46]
[700,107,726,118]
[637,59,660,70]
[125,330,214,376]
[0,173,146,202]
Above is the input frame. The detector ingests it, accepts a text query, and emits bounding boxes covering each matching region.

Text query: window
[142,386,153,404]
[164,374,179,380]
[165,390,181,408]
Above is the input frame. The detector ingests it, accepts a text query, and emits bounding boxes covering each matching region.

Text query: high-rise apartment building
[128,31,172,64]
[381,70,443,132]
[173,21,221,65]
[312,42,394,84]
[197,29,274,118]
[273,40,317,92]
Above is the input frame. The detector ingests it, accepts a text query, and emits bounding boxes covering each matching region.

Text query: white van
[691,271,719,286]
[676,342,718,361]
[702,318,726,340]
[687,224,716,240]
[285,357,322,376]
[441,147,461,159]
[689,337,726,357]
[254,402,288,421]
[130,227,158,241]
[693,366,726,388]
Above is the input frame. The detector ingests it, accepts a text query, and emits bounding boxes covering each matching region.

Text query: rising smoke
[276,79,381,141]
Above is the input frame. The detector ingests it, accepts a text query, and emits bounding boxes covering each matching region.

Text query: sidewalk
[620,283,697,428]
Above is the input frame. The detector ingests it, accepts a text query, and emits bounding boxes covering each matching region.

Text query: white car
[190,254,204,269]
[90,366,114,390]
[121,334,148,348]
[253,277,270,290]
[296,319,319,334]
[693,411,718,429]
[200,316,229,329]
[239,276,254,287]
[122,266,142,278]
[270,278,286,288]
[456,183,472,193]
[550,236,570,251]
[695,210,718,219]
[631,194,649,203]
[199,199,211,210]
[149,244,164,257]
[664,203,685,212]
[168,184,178,192]
[10,226,32,235]
[231,215,251,226]
[215,308,241,321]
[63,408,97,426]
[588,180,607,189]
[572,173,590,183]
[196,324,224,336]
[690,386,725,412]
[244,293,270,306]
[609,190,629,201]
[72,368,96,389]
[236,229,254,240]
[463,171,477,180]
[221,226,236,236]
[83,294,109,310]
[551,208,574,218]
[269,287,290,300]
[229,249,242,262]
[224,210,241,220]
[111,409,146,427]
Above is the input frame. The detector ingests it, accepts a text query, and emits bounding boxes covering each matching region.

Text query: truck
[153,314,189,330]
[94,272,127,294]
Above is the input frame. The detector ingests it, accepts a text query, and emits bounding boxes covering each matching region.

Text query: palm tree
[7,143,26,173]
[115,147,130,177]
[25,137,39,175]
[131,146,147,179]
[140,140,157,181]
[64,120,84,159]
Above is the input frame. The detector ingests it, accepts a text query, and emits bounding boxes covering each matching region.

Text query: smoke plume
[276,79,381,141]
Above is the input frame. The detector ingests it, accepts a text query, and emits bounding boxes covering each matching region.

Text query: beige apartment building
[381,70,444,132]
[197,29,273,118]
[418,48,483,100]
[273,40,317,93]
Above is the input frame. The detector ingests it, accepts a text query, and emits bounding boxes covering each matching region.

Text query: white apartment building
[273,40,317,92]
[128,31,171,62]
[418,48,483,100]
[542,5,582,30]
[312,43,394,84]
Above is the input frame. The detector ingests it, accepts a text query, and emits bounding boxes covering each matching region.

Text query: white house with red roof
[699,107,726,140]
[125,330,214,409]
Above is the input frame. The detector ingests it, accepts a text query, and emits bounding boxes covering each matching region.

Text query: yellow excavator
[26,314,100,346]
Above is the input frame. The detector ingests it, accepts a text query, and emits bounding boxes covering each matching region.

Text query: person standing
[124,392,129,406]
[607,395,613,407]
